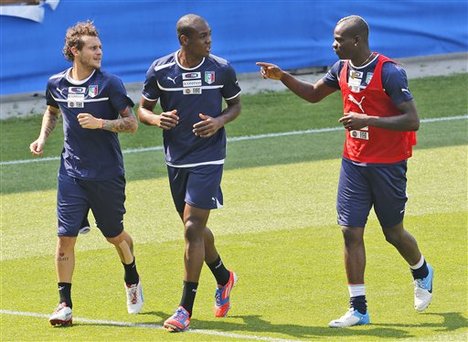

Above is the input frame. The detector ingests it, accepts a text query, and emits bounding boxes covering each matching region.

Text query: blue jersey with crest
[142,51,241,167]
[46,68,134,180]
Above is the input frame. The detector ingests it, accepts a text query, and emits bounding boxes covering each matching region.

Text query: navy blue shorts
[336,158,408,228]
[57,173,126,237]
[167,164,224,213]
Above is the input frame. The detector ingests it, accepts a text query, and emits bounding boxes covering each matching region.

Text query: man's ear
[179,34,189,46]
[353,35,361,46]
[70,46,80,58]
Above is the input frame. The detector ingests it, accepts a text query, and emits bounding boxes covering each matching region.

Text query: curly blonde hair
[63,20,99,61]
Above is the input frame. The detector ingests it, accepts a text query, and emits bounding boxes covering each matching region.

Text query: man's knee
[341,226,364,247]
[57,236,76,251]
[382,222,404,245]
[184,219,205,242]
[106,230,131,246]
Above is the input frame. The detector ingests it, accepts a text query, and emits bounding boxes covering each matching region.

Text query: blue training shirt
[323,54,413,106]
[46,68,134,180]
[142,50,241,167]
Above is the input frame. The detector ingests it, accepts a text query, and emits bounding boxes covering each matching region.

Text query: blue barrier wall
[1,1,467,95]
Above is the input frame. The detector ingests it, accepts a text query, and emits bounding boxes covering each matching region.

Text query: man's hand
[157,109,179,130]
[193,113,223,138]
[339,112,370,130]
[29,138,45,156]
[256,62,284,80]
[77,113,103,129]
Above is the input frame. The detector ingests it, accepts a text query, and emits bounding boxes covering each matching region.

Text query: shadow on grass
[372,312,467,332]
[68,311,466,340]
[196,314,411,339]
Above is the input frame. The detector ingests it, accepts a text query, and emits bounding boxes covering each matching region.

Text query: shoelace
[414,278,428,290]
[173,308,189,322]
[215,287,224,306]
[340,309,354,320]
[127,285,138,304]
[55,303,67,313]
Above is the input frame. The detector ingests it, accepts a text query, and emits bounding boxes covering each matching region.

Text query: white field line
[0,309,300,342]
[1,114,466,166]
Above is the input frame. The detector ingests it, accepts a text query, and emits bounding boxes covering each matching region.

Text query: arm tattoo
[102,106,138,133]
[41,108,59,138]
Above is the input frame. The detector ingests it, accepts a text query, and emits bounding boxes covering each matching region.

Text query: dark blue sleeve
[45,79,58,108]
[109,75,134,113]
[142,62,161,101]
[221,63,241,100]
[382,62,413,106]
[322,60,342,89]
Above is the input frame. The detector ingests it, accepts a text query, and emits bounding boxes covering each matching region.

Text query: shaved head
[176,14,208,40]
[336,15,369,41]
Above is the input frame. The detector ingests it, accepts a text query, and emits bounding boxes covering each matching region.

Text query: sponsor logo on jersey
[183,80,202,87]
[183,87,202,95]
[67,91,85,108]
[347,94,365,113]
[348,75,362,92]
[87,85,98,98]
[350,70,363,79]
[182,72,201,80]
[167,76,178,84]
[205,71,215,84]
[56,87,66,96]
[350,130,369,140]
[68,87,86,94]
[67,94,84,108]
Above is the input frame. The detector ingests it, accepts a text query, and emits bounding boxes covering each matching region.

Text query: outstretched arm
[256,62,336,103]
[77,105,138,133]
[29,105,60,156]
[193,96,241,138]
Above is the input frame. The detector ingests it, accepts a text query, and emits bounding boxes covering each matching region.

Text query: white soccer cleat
[414,264,434,312]
[329,308,370,328]
[49,302,72,326]
[125,280,144,314]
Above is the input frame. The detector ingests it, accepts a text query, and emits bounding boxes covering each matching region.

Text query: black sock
[180,281,198,316]
[58,282,72,309]
[350,295,367,314]
[207,255,230,286]
[123,258,139,285]
[411,260,429,280]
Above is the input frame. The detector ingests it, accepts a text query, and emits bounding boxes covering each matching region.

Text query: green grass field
[1,73,467,341]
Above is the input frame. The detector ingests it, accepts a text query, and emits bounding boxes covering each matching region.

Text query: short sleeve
[45,80,58,108]
[382,63,413,106]
[142,62,162,101]
[322,60,342,90]
[108,75,134,112]
[221,64,241,100]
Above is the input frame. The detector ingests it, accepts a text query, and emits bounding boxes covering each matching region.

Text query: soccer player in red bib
[138,14,241,332]
[257,15,433,327]
[30,21,143,326]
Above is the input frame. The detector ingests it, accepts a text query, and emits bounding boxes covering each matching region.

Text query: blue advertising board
[1,1,467,95]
